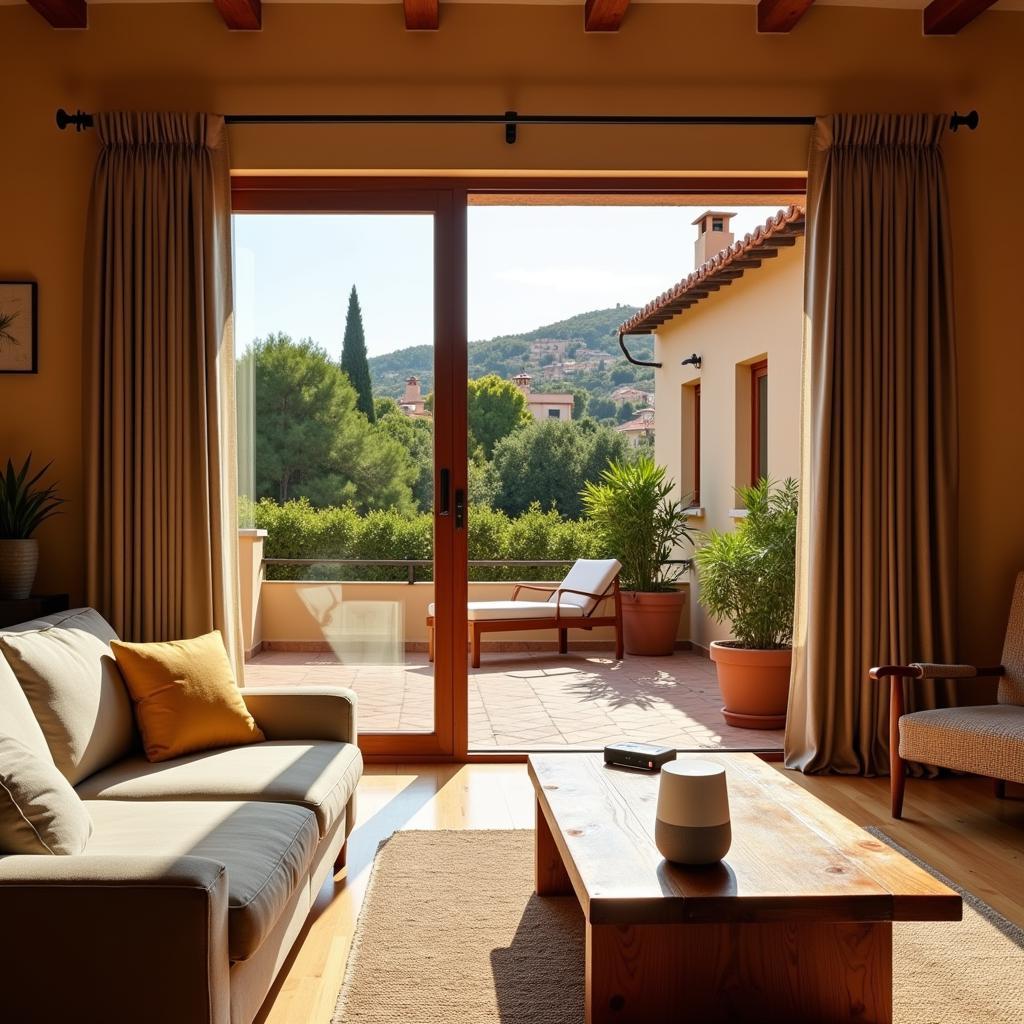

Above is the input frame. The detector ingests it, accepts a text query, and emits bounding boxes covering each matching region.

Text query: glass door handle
[438,468,450,516]
[455,489,465,529]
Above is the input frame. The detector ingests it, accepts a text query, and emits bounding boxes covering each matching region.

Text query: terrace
[238,537,784,752]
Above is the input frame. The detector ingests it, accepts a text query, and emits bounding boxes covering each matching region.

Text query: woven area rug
[334,829,1024,1024]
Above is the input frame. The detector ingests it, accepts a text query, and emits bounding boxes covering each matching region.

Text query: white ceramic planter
[0,538,39,600]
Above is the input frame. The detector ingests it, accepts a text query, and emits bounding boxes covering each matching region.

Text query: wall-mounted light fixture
[681,354,702,370]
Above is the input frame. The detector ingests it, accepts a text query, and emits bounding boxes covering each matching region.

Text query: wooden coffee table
[529,753,961,1024]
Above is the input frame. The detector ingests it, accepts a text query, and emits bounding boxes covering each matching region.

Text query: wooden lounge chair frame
[428,575,624,668]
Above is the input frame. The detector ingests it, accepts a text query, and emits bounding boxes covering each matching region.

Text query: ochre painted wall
[1,4,1022,664]
[654,237,805,649]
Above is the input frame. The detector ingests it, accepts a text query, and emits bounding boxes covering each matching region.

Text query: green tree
[617,400,636,424]
[588,396,616,421]
[467,374,531,458]
[240,333,414,512]
[491,418,630,518]
[341,286,375,422]
[570,386,589,420]
[374,400,434,512]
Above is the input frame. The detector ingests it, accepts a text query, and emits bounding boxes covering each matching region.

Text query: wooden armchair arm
[869,664,1004,681]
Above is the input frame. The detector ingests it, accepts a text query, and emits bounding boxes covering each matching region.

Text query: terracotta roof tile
[619,205,805,335]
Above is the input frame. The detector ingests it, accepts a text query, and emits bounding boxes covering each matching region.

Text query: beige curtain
[785,114,960,776]
[84,112,242,673]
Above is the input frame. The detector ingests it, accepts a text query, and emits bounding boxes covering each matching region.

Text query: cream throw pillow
[0,734,93,855]
[0,608,135,785]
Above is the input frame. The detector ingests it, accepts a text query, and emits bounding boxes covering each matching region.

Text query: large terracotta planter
[621,590,686,657]
[709,641,791,729]
[0,538,39,600]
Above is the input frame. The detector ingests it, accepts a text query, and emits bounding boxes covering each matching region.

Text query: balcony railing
[262,557,692,584]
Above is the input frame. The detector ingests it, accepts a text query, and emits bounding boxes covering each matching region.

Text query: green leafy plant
[0,455,66,540]
[580,456,694,592]
[693,478,799,649]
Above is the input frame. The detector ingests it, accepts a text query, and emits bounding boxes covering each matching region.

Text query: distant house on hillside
[398,375,429,418]
[529,338,572,362]
[616,407,655,448]
[511,372,574,421]
[611,384,655,406]
[620,206,805,649]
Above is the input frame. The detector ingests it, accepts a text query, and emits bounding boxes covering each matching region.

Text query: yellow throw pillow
[111,631,264,763]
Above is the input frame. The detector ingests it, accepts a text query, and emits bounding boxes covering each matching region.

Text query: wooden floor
[255,763,1024,1024]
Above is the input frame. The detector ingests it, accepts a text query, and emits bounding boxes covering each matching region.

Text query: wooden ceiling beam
[26,0,86,28]
[757,0,814,33]
[923,0,997,34]
[405,0,439,29]
[213,0,261,30]
[585,0,630,32]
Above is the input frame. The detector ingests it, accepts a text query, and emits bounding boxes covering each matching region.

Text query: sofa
[0,607,363,1024]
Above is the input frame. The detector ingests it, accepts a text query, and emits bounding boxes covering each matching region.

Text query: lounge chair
[427,558,623,668]
[870,570,1024,819]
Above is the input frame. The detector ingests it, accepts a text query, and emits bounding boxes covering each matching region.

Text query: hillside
[369,305,654,402]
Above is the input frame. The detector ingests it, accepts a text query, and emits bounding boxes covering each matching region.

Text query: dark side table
[0,594,70,629]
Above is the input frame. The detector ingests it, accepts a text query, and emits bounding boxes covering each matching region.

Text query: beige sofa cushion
[899,704,1024,784]
[0,735,93,855]
[76,740,362,837]
[83,799,318,961]
[0,654,50,760]
[0,609,135,784]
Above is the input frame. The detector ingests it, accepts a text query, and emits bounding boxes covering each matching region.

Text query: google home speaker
[655,759,731,866]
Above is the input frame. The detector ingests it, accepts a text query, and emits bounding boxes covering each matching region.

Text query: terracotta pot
[709,641,791,729]
[0,538,39,600]
[621,590,686,657]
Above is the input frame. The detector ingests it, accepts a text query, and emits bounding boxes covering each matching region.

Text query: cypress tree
[341,285,375,423]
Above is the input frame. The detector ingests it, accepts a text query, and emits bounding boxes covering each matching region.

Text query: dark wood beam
[585,0,630,32]
[756,0,814,33]
[404,0,439,30]
[923,0,997,34]
[26,0,86,28]
[213,0,261,30]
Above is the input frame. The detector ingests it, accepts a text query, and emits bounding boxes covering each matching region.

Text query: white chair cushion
[427,601,584,622]
[548,559,622,614]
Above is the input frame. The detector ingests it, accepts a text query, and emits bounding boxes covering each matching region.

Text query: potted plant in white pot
[582,456,694,656]
[0,455,65,600]
[694,478,798,729]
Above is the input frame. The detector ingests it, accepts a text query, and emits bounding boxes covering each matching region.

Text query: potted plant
[0,455,65,600]
[693,478,798,729]
[582,456,694,656]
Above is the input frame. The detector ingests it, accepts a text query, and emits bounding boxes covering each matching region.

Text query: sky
[233,205,785,360]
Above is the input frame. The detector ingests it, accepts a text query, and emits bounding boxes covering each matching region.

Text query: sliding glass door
[233,182,467,758]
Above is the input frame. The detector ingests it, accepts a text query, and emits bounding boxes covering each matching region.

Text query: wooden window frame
[692,382,701,507]
[232,175,805,762]
[231,181,467,762]
[750,359,768,486]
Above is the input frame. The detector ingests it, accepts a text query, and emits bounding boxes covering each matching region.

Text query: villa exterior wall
[654,238,805,650]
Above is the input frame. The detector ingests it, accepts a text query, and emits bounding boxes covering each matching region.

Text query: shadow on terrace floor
[244,648,784,751]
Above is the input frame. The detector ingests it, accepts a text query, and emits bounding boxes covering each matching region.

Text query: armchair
[870,572,1024,818]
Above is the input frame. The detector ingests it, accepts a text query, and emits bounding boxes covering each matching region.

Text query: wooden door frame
[232,181,467,760]
[233,174,805,762]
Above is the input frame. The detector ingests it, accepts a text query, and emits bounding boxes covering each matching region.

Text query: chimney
[512,372,532,395]
[692,211,737,267]
[402,375,421,404]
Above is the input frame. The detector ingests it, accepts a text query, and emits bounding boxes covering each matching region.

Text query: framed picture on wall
[0,281,38,374]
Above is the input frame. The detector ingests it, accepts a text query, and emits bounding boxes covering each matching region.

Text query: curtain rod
[55,108,979,145]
